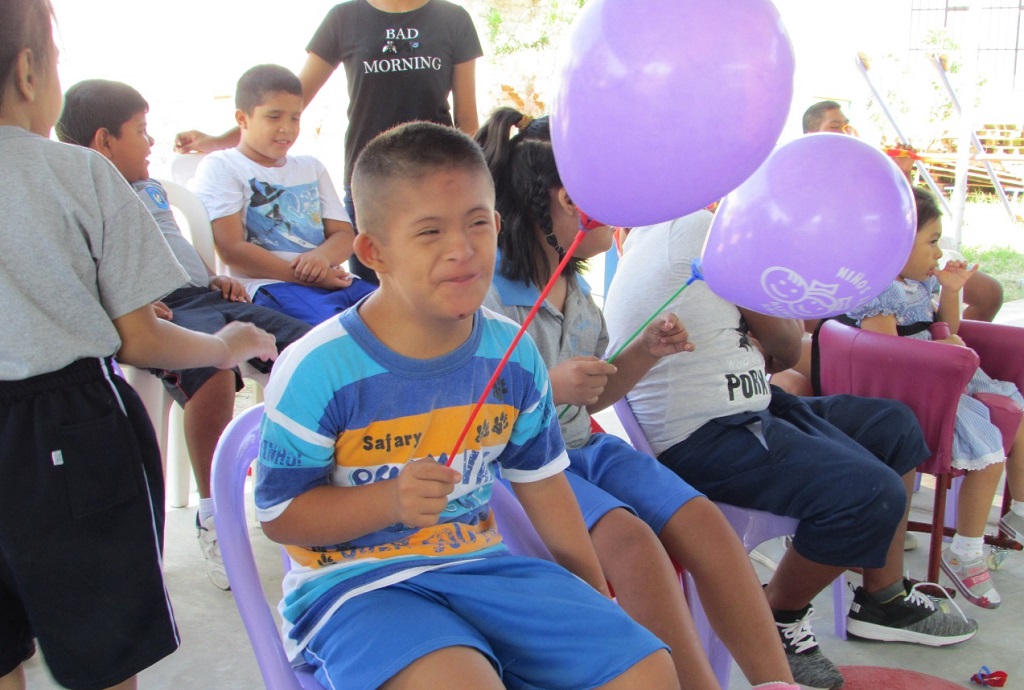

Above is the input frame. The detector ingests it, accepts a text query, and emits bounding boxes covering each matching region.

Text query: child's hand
[392,458,460,528]
[315,266,356,290]
[173,130,214,153]
[938,333,966,347]
[934,260,978,291]
[213,321,278,368]
[291,253,332,284]
[549,356,617,407]
[151,301,173,320]
[640,313,696,359]
[209,275,250,302]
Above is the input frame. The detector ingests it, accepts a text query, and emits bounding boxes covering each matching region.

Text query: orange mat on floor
[837,666,969,689]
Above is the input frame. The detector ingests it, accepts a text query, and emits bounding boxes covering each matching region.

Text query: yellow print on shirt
[285,511,502,569]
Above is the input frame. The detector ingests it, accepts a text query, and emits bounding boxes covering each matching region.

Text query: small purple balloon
[700,133,916,319]
[550,0,795,228]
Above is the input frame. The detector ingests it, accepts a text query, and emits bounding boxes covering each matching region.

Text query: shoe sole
[846,617,977,646]
[939,557,1001,610]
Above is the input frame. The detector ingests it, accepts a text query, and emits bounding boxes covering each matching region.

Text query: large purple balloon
[701,133,916,319]
[550,0,795,228]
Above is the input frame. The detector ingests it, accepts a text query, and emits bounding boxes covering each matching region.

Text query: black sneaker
[846,578,977,646]
[775,604,844,689]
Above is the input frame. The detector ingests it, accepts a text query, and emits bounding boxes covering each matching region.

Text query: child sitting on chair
[254,121,680,690]
[845,186,1024,609]
[475,107,797,690]
[191,64,374,326]
[55,78,312,591]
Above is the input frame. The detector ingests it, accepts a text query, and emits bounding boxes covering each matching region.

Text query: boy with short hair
[55,78,313,591]
[191,63,374,326]
[0,1,278,688]
[254,121,679,689]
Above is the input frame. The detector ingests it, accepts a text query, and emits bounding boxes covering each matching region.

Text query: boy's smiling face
[362,167,498,331]
[105,111,154,183]
[236,90,302,166]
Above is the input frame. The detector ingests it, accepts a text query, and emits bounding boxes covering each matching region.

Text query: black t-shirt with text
[307,0,483,184]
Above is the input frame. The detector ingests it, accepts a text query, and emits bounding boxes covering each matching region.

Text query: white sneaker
[197,515,230,591]
[904,531,919,551]
[1000,510,1024,545]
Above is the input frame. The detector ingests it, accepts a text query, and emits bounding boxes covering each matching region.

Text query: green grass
[961,245,1024,302]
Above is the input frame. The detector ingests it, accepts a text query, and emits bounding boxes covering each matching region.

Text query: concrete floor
[21,304,1024,690]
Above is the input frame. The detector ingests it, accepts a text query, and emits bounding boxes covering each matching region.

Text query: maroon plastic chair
[816,318,1024,584]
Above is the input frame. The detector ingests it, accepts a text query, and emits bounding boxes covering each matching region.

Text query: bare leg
[182,370,236,499]
[764,550,846,612]
[962,270,1003,322]
[768,369,813,397]
[956,462,1005,538]
[381,647,503,690]
[0,665,25,690]
[659,499,794,685]
[104,677,137,690]
[591,509,720,690]
[598,649,680,690]
[862,470,915,592]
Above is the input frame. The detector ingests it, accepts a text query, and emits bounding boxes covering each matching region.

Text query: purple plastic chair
[211,403,324,690]
[817,318,1024,583]
[611,398,850,687]
[212,406,575,689]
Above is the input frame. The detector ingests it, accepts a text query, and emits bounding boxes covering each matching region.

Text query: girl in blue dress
[847,186,1024,610]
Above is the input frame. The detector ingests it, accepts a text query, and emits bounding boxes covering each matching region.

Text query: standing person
[175,0,483,284]
[190,64,375,326]
[476,108,799,690]
[604,209,980,690]
[55,78,313,591]
[846,187,1024,609]
[0,2,278,688]
[254,120,679,690]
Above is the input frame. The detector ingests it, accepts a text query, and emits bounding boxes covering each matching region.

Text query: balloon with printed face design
[700,133,916,319]
[550,0,795,228]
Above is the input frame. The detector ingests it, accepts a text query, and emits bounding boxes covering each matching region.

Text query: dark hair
[475,107,582,288]
[0,0,55,105]
[913,185,941,231]
[351,120,490,235]
[55,79,148,146]
[802,100,842,133]
[235,64,302,113]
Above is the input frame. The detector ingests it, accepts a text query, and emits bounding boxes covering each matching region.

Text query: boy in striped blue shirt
[254,122,679,690]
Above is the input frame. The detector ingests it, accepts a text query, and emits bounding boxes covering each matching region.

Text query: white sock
[199,497,214,523]
[951,533,984,561]
[1011,499,1024,518]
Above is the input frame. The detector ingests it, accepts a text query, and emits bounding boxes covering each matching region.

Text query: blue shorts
[301,556,666,690]
[658,388,928,568]
[568,433,703,534]
[253,279,376,326]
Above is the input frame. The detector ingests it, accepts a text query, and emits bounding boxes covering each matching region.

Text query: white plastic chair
[170,152,207,187]
[128,179,265,508]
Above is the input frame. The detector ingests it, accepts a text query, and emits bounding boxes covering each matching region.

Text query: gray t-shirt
[0,127,187,379]
[484,272,606,450]
[133,179,209,288]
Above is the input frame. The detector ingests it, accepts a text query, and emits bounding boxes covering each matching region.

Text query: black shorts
[150,287,310,405]
[0,358,179,689]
